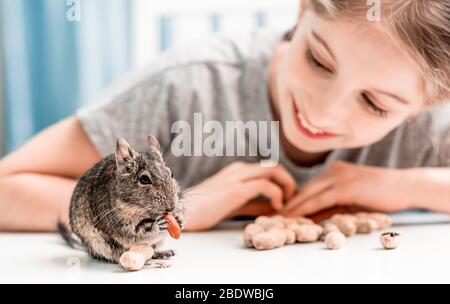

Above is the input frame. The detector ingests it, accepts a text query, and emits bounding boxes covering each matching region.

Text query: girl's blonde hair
[284,0,450,105]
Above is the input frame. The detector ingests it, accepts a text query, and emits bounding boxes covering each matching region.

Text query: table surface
[1,212,450,284]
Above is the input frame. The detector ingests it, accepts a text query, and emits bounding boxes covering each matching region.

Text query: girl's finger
[283,175,333,212]
[240,179,284,210]
[285,189,338,216]
[240,164,297,200]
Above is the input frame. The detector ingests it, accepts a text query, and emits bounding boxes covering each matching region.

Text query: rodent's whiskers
[179,188,190,199]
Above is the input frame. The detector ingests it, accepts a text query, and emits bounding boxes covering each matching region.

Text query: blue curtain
[0,0,131,153]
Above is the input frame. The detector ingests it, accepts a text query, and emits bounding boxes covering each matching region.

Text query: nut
[380,232,400,249]
[244,223,265,248]
[292,224,321,243]
[255,216,284,230]
[295,216,315,225]
[356,218,379,234]
[325,231,346,250]
[371,213,392,230]
[320,222,340,240]
[331,216,357,237]
[252,228,287,250]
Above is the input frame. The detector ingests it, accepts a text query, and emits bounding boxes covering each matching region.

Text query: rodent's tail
[57,221,83,250]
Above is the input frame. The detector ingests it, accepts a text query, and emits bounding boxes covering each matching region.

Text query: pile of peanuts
[244,212,395,251]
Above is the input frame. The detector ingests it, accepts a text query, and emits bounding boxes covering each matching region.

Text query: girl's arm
[0,117,101,231]
[282,161,450,217]
[400,167,450,213]
[0,117,297,232]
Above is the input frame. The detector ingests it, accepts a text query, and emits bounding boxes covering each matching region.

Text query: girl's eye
[139,175,152,185]
[362,93,388,117]
[307,49,332,73]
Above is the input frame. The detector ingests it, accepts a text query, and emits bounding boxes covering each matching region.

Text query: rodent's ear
[115,138,137,174]
[147,135,163,162]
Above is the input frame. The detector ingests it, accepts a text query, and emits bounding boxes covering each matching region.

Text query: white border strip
[0,3,5,156]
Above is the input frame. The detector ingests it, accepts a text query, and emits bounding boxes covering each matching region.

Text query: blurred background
[0,0,298,156]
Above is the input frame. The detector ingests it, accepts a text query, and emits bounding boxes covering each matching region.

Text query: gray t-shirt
[76,29,450,190]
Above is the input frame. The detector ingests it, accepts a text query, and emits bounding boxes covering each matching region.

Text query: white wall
[131,0,298,67]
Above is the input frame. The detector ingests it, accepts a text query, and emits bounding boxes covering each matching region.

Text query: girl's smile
[291,95,339,140]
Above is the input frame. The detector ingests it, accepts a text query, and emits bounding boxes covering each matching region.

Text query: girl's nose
[307,103,343,129]
[308,92,348,127]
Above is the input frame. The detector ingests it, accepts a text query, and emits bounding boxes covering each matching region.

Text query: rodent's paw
[136,218,156,233]
[157,218,169,231]
[173,212,185,229]
[153,249,176,260]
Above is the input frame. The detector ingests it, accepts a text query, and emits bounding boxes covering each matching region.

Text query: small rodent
[59,136,184,266]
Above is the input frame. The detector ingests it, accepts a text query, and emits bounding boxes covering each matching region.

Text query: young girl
[0,0,449,232]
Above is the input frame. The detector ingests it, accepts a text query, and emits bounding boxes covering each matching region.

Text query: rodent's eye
[139,175,152,185]
[171,172,174,178]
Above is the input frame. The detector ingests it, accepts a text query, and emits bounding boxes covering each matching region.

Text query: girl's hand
[281,161,412,217]
[183,162,297,231]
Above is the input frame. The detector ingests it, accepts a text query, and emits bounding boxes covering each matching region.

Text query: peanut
[325,231,346,250]
[252,228,287,250]
[380,232,400,249]
[331,215,357,237]
[243,224,265,248]
[356,218,379,234]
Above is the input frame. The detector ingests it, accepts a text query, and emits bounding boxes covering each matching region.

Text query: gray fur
[65,136,184,263]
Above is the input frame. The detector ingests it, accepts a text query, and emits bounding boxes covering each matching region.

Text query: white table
[1,212,450,284]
